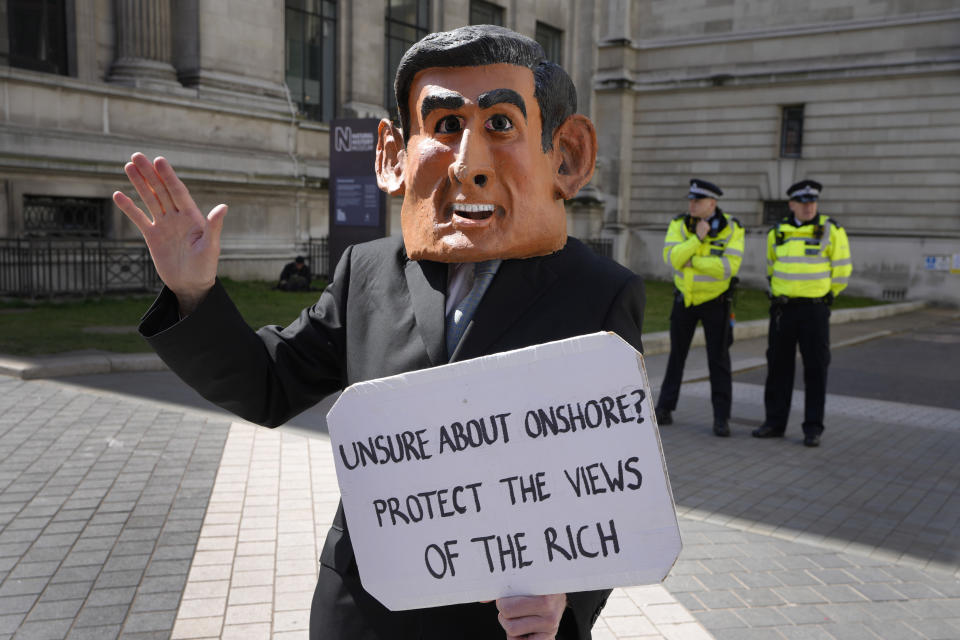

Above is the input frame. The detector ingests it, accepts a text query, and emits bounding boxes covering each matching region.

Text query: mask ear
[376,119,406,196]
[552,114,597,200]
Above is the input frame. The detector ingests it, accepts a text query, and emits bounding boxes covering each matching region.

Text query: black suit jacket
[141,235,645,639]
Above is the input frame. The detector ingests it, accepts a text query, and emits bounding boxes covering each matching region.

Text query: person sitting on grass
[277,255,311,291]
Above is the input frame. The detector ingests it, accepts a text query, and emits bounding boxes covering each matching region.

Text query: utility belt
[675,286,736,306]
[770,293,833,306]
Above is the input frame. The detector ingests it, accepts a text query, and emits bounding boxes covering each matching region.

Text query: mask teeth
[455,203,494,213]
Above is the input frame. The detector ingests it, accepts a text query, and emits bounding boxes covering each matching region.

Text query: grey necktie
[446,260,501,358]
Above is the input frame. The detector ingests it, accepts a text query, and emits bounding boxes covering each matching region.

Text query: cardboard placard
[327,332,681,611]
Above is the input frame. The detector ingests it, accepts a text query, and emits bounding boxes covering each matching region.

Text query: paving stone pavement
[658,381,960,640]
[667,382,960,573]
[2,309,959,639]
[0,377,230,640]
[0,376,709,640]
[165,419,713,640]
[169,422,337,640]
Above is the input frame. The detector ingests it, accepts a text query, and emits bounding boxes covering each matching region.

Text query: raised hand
[496,594,567,640]
[113,153,227,316]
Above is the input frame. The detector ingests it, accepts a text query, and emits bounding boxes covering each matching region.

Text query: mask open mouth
[449,203,497,221]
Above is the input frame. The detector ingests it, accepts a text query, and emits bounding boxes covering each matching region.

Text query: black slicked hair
[394,25,577,152]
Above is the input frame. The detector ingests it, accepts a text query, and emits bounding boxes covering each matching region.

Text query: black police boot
[655,408,672,426]
[803,434,821,447]
[713,419,730,438]
[751,424,784,438]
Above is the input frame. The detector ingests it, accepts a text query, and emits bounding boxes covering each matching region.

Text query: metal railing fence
[0,237,161,297]
[303,237,329,280]
[585,237,613,259]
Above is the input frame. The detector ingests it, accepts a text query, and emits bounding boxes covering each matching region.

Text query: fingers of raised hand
[137,153,180,216]
[207,204,228,230]
[112,190,151,233]
[123,161,162,221]
[127,153,177,219]
[154,156,201,221]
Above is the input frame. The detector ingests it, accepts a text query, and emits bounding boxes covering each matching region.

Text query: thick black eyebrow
[420,90,465,122]
[478,89,526,121]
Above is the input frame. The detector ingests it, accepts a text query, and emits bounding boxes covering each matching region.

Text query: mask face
[378,64,571,262]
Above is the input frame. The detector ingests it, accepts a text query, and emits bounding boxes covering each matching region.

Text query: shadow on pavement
[59,370,334,435]
[60,310,960,575]
[658,377,960,574]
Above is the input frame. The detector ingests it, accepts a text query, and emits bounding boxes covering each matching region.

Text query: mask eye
[436,115,464,134]
[484,114,514,132]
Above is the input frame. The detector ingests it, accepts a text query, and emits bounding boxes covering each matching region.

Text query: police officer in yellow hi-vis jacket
[753,179,852,447]
[655,179,745,437]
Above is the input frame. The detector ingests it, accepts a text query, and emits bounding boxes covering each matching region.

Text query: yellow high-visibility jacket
[767,214,852,299]
[663,209,745,307]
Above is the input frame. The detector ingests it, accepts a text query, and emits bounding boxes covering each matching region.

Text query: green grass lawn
[640,280,883,334]
[0,277,884,356]
[0,278,326,357]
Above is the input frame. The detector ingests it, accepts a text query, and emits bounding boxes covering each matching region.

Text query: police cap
[687,179,723,200]
[787,179,822,202]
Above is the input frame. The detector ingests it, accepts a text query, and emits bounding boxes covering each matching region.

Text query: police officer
[752,179,853,447]
[655,179,745,437]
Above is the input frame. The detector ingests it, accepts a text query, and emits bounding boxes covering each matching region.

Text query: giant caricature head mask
[376,25,598,262]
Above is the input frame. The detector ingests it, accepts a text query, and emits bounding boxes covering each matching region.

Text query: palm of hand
[142,202,215,290]
[113,153,228,311]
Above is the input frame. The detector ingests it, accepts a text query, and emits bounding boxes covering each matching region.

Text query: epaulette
[825,215,842,229]
[729,216,743,228]
[672,212,687,221]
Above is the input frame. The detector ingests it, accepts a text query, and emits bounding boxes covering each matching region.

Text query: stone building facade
[0,0,603,285]
[594,0,960,303]
[2,0,958,301]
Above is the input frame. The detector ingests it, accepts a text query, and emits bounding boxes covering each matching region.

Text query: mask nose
[450,128,493,188]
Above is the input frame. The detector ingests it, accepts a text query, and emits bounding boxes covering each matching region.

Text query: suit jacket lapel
[453,255,560,361]
[404,258,447,367]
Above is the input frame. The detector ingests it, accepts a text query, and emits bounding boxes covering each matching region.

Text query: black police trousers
[656,294,732,421]
[763,301,831,436]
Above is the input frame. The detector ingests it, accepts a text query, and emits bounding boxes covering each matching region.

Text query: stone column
[593,0,635,266]
[603,0,633,44]
[108,0,180,88]
[342,0,387,118]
